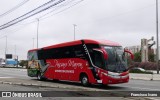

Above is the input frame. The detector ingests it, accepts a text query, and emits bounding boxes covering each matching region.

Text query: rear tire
[80,74,90,86]
[37,72,44,81]
[101,84,108,88]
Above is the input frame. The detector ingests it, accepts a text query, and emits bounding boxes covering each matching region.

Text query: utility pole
[37,18,39,49]
[16,56,18,67]
[5,36,7,67]
[15,45,16,56]
[32,38,35,48]
[73,24,77,40]
[156,0,159,74]
[15,45,18,67]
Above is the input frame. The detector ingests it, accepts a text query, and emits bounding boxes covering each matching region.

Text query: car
[130,67,153,74]
[0,62,5,67]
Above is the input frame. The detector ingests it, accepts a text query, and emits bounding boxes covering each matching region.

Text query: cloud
[0,0,158,59]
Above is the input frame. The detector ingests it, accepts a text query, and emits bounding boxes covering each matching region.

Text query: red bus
[27,39,133,86]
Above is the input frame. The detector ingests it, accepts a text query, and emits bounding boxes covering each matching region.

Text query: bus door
[91,49,107,83]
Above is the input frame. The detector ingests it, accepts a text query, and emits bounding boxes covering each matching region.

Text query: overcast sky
[0,0,158,60]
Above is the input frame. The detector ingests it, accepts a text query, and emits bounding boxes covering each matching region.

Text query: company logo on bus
[54,59,83,69]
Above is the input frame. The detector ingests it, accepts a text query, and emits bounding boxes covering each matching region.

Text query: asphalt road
[0,68,160,91]
[0,68,28,79]
[0,83,137,100]
[111,79,160,91]
[0,68,160,100]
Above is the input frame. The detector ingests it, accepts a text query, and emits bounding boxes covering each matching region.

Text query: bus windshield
[103,46,127,73]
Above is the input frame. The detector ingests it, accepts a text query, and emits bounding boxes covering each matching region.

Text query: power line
[0,23,30,39]
[0,0,57,28]
[0,0,29,17]
[0,0,83,35]
[14,0,83,26]
[40,0,83,20]
[39,0,76,19]
[13,0,83,26]
[0,0,65,30]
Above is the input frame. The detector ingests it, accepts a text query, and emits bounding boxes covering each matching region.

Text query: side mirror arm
[124,49,134,60]
[93,48,108,60]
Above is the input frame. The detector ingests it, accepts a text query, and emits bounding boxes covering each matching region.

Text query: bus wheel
[80,74,89,86]
[37,72,43,81]
[101,84,108,88]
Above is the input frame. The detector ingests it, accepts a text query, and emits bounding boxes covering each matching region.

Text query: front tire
[80,74,90,86]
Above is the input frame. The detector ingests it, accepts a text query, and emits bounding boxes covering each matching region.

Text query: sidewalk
[130,73,160,81]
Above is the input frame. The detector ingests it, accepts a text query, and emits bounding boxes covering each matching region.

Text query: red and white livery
[27,39,133,86]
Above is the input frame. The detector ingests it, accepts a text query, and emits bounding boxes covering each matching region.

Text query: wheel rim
[37,73,41,80]
[82,76,88,84]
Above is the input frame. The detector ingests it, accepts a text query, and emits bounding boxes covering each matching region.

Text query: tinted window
[38,45,86,60]
[28,51,38,60]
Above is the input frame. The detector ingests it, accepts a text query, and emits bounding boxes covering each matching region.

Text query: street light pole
[14,45,18,67]
[5,36,7,67]
[32,38,35,49]
[37,18,39,49]
[5,36,7,55]
[156,0,159,74]
[73,24,77,40]
[15,45,16,58]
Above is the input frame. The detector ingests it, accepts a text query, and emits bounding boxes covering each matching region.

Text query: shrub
[131,62,157,70]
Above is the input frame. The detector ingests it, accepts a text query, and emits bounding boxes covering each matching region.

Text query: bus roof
[28,48,39,52]
[94,39,121,46]
[28,39,121,52]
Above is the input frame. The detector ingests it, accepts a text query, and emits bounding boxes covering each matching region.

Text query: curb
[130,78,160,81]
[130,78,152,81]
[0,80,92,91]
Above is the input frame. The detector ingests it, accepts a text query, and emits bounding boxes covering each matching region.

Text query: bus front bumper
[100,74,129,84]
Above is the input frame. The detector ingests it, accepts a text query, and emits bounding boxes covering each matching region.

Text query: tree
[148,53,155,62]
[133,52,141,62]
[19,60,28,68]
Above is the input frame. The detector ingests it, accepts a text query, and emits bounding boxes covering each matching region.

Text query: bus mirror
[93,48,108,60]
[124,49,134,60]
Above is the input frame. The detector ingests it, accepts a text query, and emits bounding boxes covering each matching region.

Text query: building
[125,45,141,54]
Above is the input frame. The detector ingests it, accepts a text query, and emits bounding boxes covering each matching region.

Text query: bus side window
[75,50,85,59]
[64,50,73,58]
